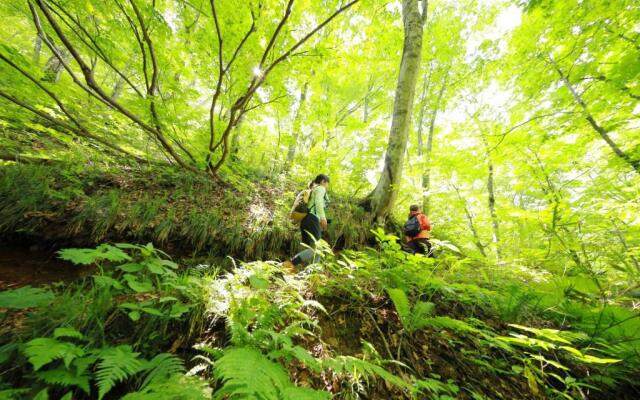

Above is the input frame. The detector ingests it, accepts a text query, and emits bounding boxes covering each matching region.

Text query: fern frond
[37,367,91,394]
[324,356,412,391]
[213,347,289,399]
[0,286,54,309]
[387,288,410,326]
[420,316,478,333]
[53,327,85,340]
[414,376,459,396]
[408,301,435,332]
[24,338,85,370]
[0,389,30,399]
[96,345,146,400]
[281,386,330,400]
[140,353,185,389]
[122,374,211,400]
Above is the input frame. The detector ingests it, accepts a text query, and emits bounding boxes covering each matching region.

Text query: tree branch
[29,2,110,107]
[0,89,144,161]
[114,0,150,91]
[205,0,226,172]
[209,0,360,175]
[34,0,198,172]
[47,0,144,97]
[259,0,294,67]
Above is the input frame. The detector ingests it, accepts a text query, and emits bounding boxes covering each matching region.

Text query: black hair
[313,174,330,185]
[410,204,420,212]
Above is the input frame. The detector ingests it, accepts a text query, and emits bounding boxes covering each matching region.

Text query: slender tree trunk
[230,117,244,162]
[415,66,432,157]
[422,70,448,214]
[530,148,594,275]
[611,218,640,273]
[111,75,125,101]
[33,34,42,65]
[363,91,369,123]
[43,49,68,83]
[366,0,428,221]
[549,56,640,174]
[453,184,487,257]
[482,136,500,260]
[286,81,308,169]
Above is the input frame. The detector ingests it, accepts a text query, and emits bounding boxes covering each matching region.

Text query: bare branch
[0,88,143,161]
[224,7,256,73]
[208,0,360,175]
[486,111,578,153]
[29,2,110,107]
[128,0,158,96]
[34,0,199,172]
[259,0,294,67]
[114,0,150,91]
[206,2,257,173]
[47,0,144,97]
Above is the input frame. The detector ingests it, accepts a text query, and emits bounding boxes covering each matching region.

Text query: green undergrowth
[0,163,371,259]
[1,236,639,399]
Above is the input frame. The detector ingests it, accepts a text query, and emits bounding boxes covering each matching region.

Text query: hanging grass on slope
[0,163,374,258]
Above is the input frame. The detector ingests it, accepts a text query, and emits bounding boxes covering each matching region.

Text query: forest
[0,0,639,399]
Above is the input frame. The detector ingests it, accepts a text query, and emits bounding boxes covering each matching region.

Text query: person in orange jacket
[404,204,432,256]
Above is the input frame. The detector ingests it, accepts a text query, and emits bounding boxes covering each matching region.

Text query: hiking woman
[300,174,330,246]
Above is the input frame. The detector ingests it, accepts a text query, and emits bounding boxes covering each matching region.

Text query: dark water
[0,246,92,289]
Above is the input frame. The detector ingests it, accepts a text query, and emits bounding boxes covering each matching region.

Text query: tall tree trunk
[43,49,68,83]
[529,147,593,275]
[421,70,448,214]
[366,0,428,221]
[363,90,370,123]
[111,75,125,101]
[230,117,244,162]
[482,135,500,260]
[549,55,640,174]
[33,34,42,66]
[415,70,430,156]
[286,81,308,170]
[453,184,487,257]
[611,218,640,274]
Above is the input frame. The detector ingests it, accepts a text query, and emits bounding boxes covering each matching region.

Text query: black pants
[300,213,321,247]
[293,214,321,266]
[407,238,432,256]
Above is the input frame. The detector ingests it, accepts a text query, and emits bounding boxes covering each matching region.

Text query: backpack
[403,214,422,237]
[289,189,313,223]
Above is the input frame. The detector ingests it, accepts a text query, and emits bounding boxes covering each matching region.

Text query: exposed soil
[0,244,93,289]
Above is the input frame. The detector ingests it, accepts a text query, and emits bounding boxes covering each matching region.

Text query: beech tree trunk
[366,0,428,221]
[482,136,500,260]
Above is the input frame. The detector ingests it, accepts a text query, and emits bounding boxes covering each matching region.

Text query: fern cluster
[18,328,198,399]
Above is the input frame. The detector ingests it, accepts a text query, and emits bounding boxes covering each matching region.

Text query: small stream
[0,245,93,290]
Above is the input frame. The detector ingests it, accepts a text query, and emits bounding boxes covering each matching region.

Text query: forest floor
[1,163,639,400]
